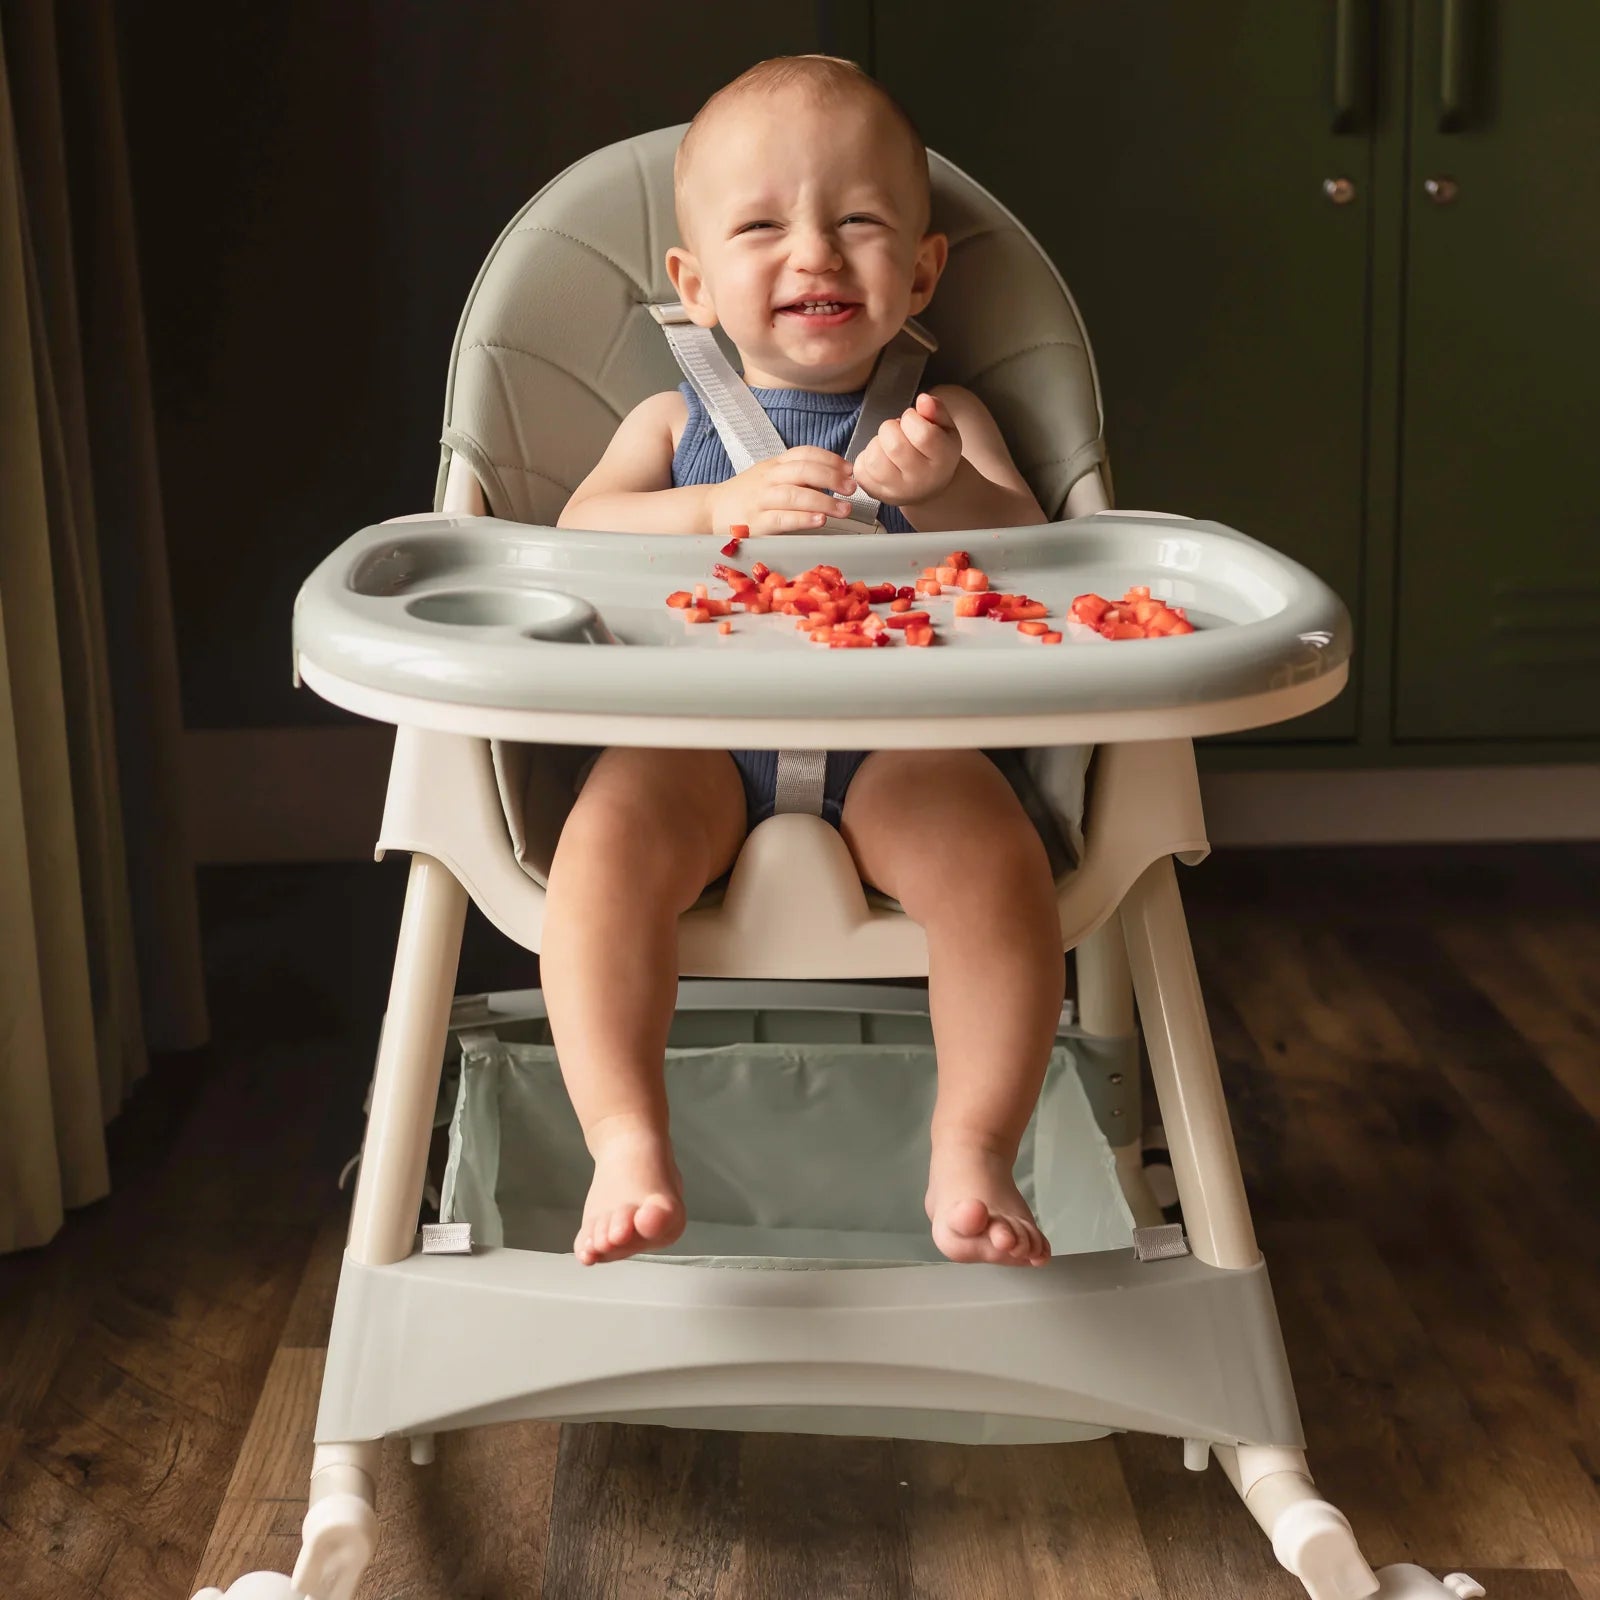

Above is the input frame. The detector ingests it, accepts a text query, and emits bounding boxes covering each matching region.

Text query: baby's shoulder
[924,383,990,425]
[622,387,692,451]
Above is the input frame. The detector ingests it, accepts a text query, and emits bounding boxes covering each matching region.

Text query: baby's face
[667,90,946,391]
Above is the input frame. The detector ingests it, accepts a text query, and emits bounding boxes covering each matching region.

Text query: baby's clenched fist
[851,393,963,509]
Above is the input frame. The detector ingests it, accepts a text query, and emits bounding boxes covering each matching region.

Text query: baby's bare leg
[840,750,1063,1266]
[539,748,746,1264]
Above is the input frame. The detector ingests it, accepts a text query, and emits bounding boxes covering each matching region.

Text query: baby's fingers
[914,391,956,429]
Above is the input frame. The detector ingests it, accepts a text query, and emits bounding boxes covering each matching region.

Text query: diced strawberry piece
[704,598,731,616]
[683,607,712,624]
[1041,631,1063,644]
[1102,621,1147,640]
[915,577,942,596]
[747,596,771,614]
[866,582,897,604]
[713,563,751,584]
[1132,599,1165,625]
[692,583,708,600]
[958,568,989,592]
[935,565,959,585]
[886,611,931,629]
[666,591,692,608]
[718,620,733,634]
[954,594,982,617]
[904,624,934,646]
[863,613,886,633]
[1018,620,1049,636]
[791,594,819,615]
[751,562,770,582]
[1168,618,1195,635]
[974,593,1000,616]
[896,586,916,600]
[872,630,893,646]
[890,596,912,613]
[946,550,971,571]
[1125,584,1151,601]
[730,524,749,536]
[720,537,742,557]
[1012,602,1048,620]
[1070,593,1110,626]
[1143,609,1180,636]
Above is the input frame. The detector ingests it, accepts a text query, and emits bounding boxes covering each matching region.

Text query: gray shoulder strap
[650,304,937,536]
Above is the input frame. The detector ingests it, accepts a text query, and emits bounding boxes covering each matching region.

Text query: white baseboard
[182,727,1600,864]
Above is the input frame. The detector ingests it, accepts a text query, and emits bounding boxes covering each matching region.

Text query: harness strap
[649,303,936,536]
[650,303,937,816]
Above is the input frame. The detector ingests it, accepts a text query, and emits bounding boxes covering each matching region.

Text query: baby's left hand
[852,392,963,509]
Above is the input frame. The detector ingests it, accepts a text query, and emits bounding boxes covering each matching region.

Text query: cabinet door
[874,3,1373,739]
[1395,2,1600,739]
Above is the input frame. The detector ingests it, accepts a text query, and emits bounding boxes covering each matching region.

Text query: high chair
[196,127,1482,1600]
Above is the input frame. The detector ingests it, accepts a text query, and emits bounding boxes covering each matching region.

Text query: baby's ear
[665,247,718,328]
[909,231,949,315]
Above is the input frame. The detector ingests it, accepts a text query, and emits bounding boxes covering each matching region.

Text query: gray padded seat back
[435,124,1105,521]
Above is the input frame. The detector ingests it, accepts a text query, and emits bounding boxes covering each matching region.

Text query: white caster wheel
[1374,1564,1485,1598]
[191,1574,301,1600]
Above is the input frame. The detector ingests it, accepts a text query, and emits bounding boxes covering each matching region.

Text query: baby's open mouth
[776,299,861,324]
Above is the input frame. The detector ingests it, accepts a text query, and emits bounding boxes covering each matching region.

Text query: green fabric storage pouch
[440,1032,1135,1267]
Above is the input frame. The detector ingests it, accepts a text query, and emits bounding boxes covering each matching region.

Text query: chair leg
[190,855,468,1600]
[1116,854,1256,1269]
[1118,859,1484,1600]
[1075,917,1164,1229]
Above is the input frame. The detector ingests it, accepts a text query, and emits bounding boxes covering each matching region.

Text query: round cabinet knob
[1424,176,1460,205]
[1323,177,1357,205]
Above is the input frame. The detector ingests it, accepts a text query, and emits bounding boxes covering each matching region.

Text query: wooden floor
[2,846,1598,1599]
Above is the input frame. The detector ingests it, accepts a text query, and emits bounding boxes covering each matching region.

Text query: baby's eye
[840,215,883,227]
[735,220,780,234]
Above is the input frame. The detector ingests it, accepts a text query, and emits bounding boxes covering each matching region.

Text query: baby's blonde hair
[674,56,930,239]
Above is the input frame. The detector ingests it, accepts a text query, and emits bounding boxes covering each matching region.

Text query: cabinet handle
[1332,0,1372,132]
[1439,0,1472,131]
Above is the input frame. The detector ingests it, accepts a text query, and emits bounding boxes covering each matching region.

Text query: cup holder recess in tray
[403,586,616,644]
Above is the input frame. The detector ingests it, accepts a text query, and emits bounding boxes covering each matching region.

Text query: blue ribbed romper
[671,380,912,830]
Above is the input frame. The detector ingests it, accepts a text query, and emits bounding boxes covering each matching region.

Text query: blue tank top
[669,381,912,533]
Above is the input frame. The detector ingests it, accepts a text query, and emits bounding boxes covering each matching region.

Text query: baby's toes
[605,1206,638,1250]
[945,1197,992,1240]
[635,1195,678,1241]
[986,1214,1020,1256]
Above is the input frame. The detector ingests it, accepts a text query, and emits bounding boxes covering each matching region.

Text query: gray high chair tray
[292,510,1350,744]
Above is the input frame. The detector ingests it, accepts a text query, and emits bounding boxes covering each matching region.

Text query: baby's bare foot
[926,1135,1050,1267]
[574,1114,685,1265]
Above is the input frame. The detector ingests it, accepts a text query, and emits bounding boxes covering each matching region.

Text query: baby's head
[666,56,947,392]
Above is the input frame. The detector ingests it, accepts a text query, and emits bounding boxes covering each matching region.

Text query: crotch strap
[649,303,936,819]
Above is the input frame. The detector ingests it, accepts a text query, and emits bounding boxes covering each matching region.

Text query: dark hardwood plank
[543,1422,739,1599]
[737,1432,912,1600]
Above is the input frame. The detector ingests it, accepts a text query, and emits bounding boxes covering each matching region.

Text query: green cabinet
[873,2,1600,753]
[1395,2,1600,740]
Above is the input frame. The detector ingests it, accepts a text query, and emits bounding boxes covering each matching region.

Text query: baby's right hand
[706,447,856,537]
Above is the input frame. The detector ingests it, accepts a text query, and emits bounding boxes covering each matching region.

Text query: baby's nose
[791,229,843,269]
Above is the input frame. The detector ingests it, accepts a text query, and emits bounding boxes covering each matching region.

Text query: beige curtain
[1,1,207,1253]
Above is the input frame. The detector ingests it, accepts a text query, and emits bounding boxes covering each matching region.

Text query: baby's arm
[559,390,857,536]
[854,386,1046,532]
[558,392,710,534]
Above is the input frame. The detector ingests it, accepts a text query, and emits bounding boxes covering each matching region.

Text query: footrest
[314,1243,1305,1449]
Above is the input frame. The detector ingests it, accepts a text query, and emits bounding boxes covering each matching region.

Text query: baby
[547,55,1064,1268]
